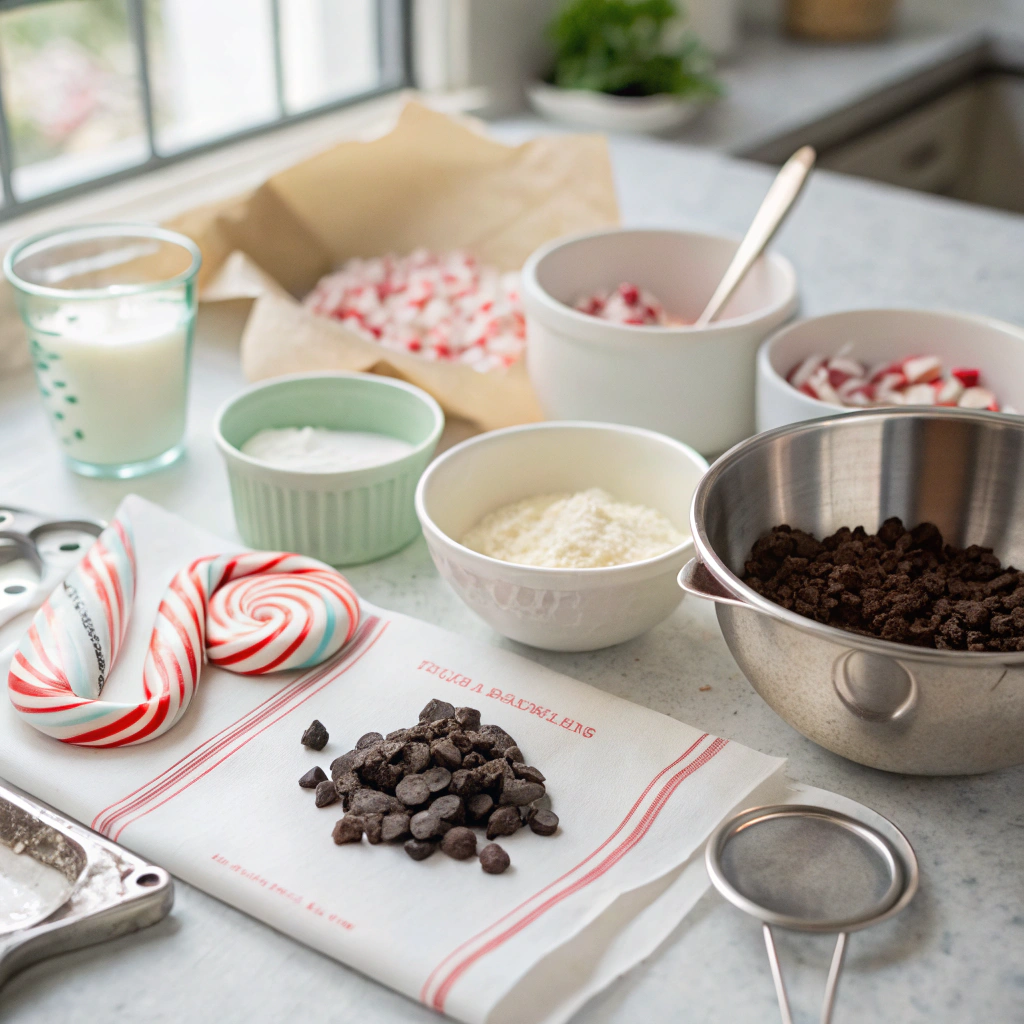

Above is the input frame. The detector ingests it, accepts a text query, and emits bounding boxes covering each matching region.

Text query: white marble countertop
[2,134,1023,1022]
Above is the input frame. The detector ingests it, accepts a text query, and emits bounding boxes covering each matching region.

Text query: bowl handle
[678,558,749,608]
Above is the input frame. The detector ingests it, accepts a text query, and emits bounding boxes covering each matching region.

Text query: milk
[29,298,193,467]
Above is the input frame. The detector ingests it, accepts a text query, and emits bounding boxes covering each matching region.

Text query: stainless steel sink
[743,34,1024,215]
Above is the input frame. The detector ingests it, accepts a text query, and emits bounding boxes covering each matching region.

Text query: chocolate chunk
[301,720,329,750]
[449,730,474,753]
[360,751,405,792]
[396,774,431,807]
[422,766,452,793]
[449,768,481,798]
[503,745,524,763]
[315,779,338,807]
[410,810,448,840]
[478,724,516,753]
[381,812,411,843]
[499,779,545,806]
[441,826,478,860]
[430,738,463,770]
[348,789,399,815]
[402,741,431,774]
[404,838,437,861]
[419,699,456,723]
[356,731,384,749]
[467,793,494,823]
[477,759,508,788]
[462,751,486,770]
[455,706,481,730]
[332,815,364,844]
[465,731,493,754]
[334,771,362,801]
[299,766,327,789]
[486,806,522,840]
[364,814,383,845]
[385,728,410,743]
[330,748,366,779]
[513,763,546,784]
[529,809,559,836]
[480,843,511,874]
[430,794,464,823]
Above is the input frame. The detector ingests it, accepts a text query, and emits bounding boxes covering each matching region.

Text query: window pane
[0,0,147,200]
[145,0,278,153]
[279,0,382,114]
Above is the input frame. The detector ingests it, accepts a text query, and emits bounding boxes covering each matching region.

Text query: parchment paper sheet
[166,101,620,431]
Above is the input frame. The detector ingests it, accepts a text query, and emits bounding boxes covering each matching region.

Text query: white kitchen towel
[0,496,785,1023]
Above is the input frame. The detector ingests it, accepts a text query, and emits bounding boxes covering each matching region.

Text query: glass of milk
[4,224,201,478]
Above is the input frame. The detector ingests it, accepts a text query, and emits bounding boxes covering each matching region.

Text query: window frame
[0,0,413,220]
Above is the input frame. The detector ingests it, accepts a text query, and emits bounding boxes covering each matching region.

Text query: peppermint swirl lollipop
[8,515,359,747]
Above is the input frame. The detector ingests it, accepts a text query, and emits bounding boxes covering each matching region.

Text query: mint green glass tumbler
[4,223,202,479]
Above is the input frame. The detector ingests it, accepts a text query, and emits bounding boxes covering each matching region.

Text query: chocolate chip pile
[298,699,558,872]
[742,517,1024,652]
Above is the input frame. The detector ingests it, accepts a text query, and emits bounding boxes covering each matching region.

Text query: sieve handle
[762,925,849,1024]
[762,925,794,1024]
[821,932,848,1024]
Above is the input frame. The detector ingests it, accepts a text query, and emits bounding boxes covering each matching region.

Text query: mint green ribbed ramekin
[214,372,444,565]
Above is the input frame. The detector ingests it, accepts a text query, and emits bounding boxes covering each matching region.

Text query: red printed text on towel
[416,659,596,738]
[210,853,355,930]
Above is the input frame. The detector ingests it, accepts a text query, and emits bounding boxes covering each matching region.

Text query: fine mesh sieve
[706,804,918,1024]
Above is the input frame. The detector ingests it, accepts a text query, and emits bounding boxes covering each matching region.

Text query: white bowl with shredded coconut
[415,422,708,651]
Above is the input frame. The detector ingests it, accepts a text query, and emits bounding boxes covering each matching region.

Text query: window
[0,0,410,218]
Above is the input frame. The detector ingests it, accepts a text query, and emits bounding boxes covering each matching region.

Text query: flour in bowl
[461,488,685,568]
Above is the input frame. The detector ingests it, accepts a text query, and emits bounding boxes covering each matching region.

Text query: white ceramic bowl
[756,308,1024,432]
[527,82,707,135]
[414,422,708,652]
[522,228,799,458]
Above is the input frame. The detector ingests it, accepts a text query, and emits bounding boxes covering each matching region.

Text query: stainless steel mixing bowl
[680,408,1024,775]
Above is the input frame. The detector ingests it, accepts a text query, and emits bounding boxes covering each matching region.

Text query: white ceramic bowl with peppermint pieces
[522,228,799,459]
[414,421,708,652]
[756,308,1024,433]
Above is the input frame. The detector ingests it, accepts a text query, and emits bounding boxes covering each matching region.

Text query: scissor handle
[0,516,103,631]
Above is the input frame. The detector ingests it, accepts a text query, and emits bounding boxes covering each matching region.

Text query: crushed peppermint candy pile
[303,250,525,372]
[787,351,1011,412]
[575,282,670,325]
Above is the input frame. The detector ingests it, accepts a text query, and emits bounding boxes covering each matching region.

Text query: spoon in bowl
[693,146,816,328]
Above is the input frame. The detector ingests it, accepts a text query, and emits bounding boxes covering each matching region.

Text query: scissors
[0,505,105,632]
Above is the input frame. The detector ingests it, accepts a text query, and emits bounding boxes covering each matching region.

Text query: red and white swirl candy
[7,516,359,747]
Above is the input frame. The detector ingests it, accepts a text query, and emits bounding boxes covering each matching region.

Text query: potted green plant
[529,0,722,134]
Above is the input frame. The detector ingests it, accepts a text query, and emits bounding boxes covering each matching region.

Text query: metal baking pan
[0,779,172,988]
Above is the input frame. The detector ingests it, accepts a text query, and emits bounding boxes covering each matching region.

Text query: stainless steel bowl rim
[690,406,1024,665]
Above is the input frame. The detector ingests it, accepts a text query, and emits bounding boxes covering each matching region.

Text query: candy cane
[7,515,359,747]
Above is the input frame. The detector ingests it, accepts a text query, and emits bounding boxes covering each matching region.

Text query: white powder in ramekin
[461,488,684,569]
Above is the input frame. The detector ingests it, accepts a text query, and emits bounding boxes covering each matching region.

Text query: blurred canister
[683,0,740,57]
[786,0,897,40]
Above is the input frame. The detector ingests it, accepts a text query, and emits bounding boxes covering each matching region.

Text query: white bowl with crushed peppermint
[757,308,1024,432]
[415,421,707,652]
[521,228,798,458]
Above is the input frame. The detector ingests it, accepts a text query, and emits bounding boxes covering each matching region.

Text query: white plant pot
[527,81,707,135]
